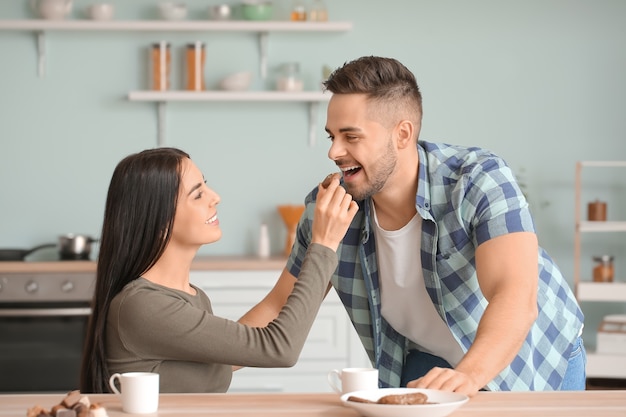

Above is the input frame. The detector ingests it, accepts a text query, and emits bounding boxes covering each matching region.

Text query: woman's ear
[395,120,414,149]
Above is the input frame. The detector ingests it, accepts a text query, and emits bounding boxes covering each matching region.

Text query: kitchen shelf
[127,90,332,147]
[577,282,626,302]
[0,19,352,78]
[573,160,626,379]
[578,221,626,232]
[0,20,353,32]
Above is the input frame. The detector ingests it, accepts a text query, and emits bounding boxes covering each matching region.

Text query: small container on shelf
[151,41,171,91]
[593,255,615,283]
[276,62,304,92]
[290,0,307,21]
[186,41,206,91]
[308,0,328,21]
[588,199,607,221]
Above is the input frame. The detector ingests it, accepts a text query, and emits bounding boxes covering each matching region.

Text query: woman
[80,147,357,393]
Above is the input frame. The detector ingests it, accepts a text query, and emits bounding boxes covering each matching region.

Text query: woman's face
[170,158,222,249]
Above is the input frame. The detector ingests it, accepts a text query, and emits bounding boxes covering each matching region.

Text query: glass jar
[276,62,304,92]
[309,0,328,21]
[290,0,307,21]
[593,255,614,283]
[151,41,171,91]
[186,42,206,91]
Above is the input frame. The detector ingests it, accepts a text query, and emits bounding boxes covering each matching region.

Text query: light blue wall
[1,0,625,300]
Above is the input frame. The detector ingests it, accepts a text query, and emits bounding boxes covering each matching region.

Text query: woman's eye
[195,191,203,200]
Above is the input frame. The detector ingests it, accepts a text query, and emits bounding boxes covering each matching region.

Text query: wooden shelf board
[578,161,626,168]
[0,20,352,32]
[128,90,332,102]
[577,221,626,232]
[577,282,626,302]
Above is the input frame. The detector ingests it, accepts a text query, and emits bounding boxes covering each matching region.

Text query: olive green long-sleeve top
[106,243,336,393]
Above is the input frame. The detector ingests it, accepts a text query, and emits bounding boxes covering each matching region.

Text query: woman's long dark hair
[80,147,190,393]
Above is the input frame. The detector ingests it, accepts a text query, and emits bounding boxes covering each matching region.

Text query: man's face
[325,94,397,201]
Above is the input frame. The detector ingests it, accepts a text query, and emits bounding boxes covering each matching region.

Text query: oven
[0,272,94,393]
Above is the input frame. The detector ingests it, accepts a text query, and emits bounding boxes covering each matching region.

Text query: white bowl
[158,2,187,20]
[87,3,114,21]
[218,71,253,91]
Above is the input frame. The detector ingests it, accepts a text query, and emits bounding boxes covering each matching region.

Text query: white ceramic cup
[327,367,379,394]
[87,3,114,21]
[109,372,159,414]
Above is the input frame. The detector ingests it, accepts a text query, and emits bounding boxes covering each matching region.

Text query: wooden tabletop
[1,391,625,417]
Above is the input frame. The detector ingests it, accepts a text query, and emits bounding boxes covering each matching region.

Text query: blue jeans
[400,336,587,390]
[561,336,587,390]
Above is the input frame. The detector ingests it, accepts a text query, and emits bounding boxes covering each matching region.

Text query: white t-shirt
[372,204,464,367]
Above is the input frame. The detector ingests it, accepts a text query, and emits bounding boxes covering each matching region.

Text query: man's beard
[343,137,396,201]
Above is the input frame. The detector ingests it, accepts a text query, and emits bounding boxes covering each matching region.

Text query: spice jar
[588,200,607,221]
[290,0,306,21]
[151,41,171,91]
[593,255,614,283]
[276,62,304,92]
[309,0,328,21]
[186,41,206,91]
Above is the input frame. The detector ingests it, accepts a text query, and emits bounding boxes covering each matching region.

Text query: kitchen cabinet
[189,269,369,393]
[0,19,352,146]
[574,161,626,379]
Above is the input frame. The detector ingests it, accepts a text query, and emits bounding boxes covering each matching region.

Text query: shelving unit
[574,160,626,379]
[0,19,352,146]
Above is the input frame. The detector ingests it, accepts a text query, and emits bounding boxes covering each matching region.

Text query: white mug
[109,372,159,414]
[327,367,379,394]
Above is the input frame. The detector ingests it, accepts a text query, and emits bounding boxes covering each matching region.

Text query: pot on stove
[58,233,98,260]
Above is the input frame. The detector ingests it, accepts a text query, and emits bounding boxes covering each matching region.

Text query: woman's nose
[209,190,221,206]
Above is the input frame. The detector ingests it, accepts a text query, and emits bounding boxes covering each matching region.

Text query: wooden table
[1,391,625,417]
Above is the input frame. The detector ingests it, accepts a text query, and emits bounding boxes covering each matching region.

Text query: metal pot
[58,234,98,260]
[0,244,56,261]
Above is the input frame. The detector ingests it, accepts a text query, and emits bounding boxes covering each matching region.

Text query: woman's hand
[311,173,358,251]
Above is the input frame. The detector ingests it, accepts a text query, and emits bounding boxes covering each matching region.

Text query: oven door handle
[0,307,92,317]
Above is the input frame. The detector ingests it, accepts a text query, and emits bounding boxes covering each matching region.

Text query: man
[239,56,585,396]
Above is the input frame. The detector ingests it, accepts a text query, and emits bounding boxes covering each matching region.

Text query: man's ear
[396,120,415,149]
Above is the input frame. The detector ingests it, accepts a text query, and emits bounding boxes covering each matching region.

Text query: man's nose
[328,140,346,161]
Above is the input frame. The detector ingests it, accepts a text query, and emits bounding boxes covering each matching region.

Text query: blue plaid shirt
[287,140,584,391]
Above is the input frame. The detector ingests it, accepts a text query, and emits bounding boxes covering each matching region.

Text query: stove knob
[61,281,75,293]
[25,280,38,294]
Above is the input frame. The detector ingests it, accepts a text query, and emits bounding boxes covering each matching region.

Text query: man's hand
[406,367,481,397]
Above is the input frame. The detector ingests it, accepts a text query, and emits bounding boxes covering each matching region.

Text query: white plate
[340,388,469,417]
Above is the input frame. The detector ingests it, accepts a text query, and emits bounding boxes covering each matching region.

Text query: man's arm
[409,231,539,396]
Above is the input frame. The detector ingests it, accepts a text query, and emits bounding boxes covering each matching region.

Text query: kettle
[31,0,73,20]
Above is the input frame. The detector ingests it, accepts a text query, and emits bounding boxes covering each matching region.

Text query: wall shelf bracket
[258,31,268,80]
[36,31,45,77]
